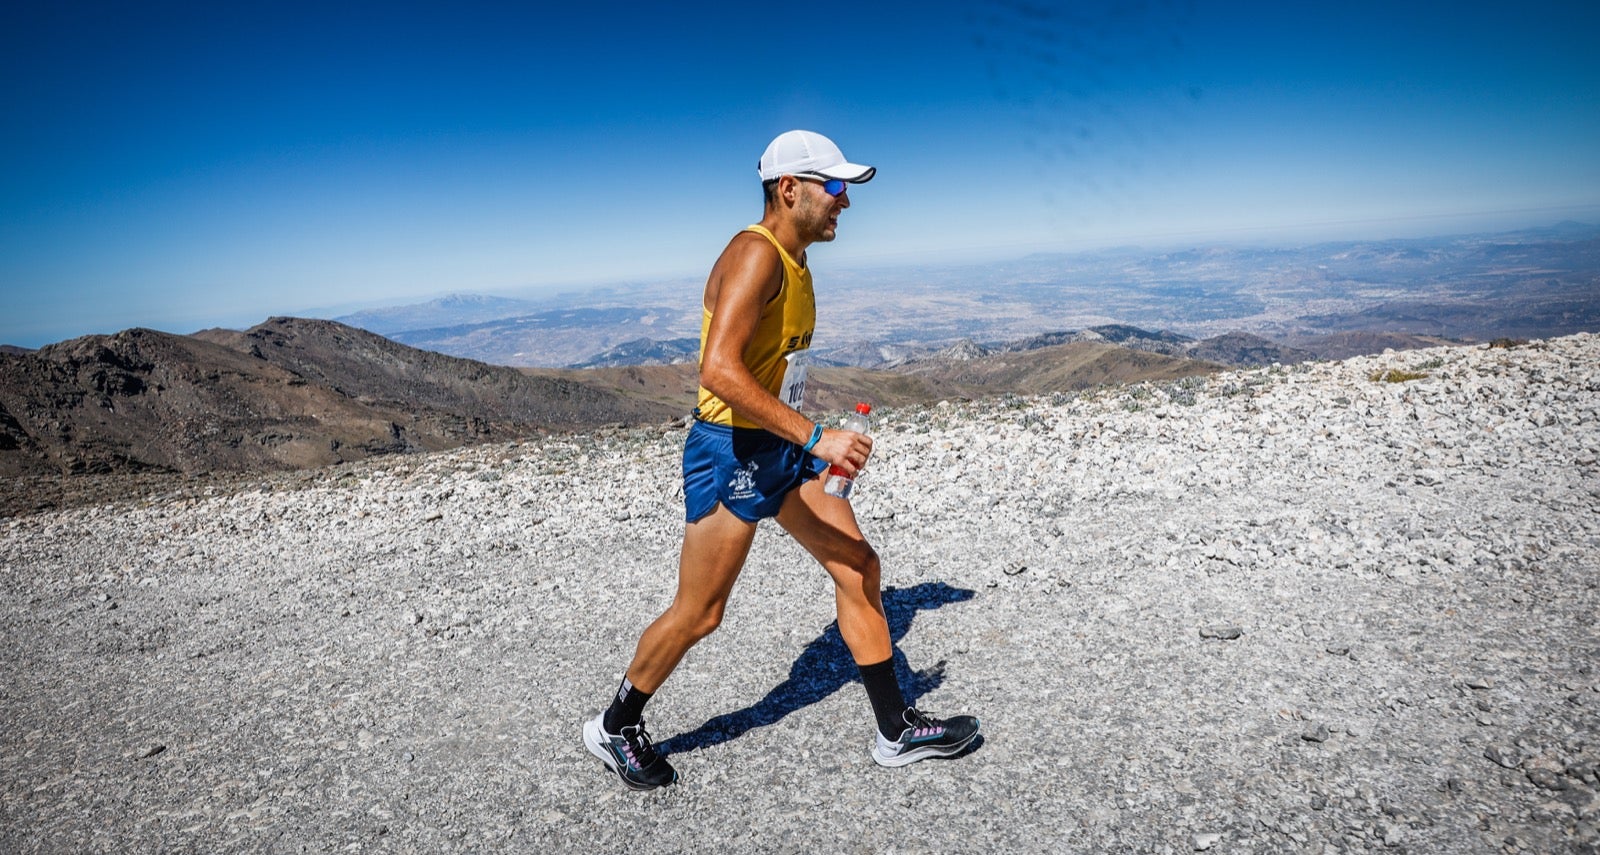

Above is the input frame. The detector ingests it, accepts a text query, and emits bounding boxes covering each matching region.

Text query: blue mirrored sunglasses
[795,174,849,196]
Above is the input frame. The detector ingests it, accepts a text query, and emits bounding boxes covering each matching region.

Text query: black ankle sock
[603,677,651,733]
[858,658,909,739]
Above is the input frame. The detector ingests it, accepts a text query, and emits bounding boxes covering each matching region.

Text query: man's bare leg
[624,502,761,693]
[775,477,891,665]
[776,476,980,765]
[583,502,760,789]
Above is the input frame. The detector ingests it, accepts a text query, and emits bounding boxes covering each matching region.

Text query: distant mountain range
[570,337,699,369]
[328,292,699,368]
[810,325,1446,372]
[323,223,1599,369]
[334,294,549,336]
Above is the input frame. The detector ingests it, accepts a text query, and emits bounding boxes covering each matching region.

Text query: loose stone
[1484,744,1523,769]
[1524,768,1567,791]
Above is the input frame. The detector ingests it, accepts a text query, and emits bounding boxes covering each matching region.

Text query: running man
[582,130,979,790]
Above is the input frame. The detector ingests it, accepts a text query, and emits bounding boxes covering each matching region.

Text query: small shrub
[1160,376,1204,407]
[1369,369,1429,383]
[1488,338,1528,349]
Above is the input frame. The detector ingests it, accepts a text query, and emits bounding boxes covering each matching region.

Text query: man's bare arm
[700,237,871,476]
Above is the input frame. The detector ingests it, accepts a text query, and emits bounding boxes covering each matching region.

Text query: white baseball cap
[757,130,876,184]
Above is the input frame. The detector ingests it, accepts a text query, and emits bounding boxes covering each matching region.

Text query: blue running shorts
[683,418,827,523]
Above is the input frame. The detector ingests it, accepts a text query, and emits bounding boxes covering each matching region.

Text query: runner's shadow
[657,581,976,756]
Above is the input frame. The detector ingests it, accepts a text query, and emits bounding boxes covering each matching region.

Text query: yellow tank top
[694,224,816,428]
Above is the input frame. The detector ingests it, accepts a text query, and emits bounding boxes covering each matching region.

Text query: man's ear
[777,175,801,207]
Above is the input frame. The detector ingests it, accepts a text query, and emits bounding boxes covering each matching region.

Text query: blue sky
[3,0,1597,348]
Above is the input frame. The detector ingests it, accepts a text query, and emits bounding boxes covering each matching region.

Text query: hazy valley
[334,223,1599,369]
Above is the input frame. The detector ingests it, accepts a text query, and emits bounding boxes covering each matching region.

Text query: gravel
[3,334,1598,853]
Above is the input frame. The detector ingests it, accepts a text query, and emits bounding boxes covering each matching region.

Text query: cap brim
[811,163,876,183]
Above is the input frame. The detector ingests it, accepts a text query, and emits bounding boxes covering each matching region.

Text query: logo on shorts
[728,461,759,501]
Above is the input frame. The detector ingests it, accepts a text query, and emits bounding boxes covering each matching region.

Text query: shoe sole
[582,716,675,790]
[871,727,981,768]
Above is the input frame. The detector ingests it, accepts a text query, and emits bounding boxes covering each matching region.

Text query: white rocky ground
[3,334,1598,854]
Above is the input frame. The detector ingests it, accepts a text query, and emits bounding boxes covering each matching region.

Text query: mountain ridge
[0,319,676,484]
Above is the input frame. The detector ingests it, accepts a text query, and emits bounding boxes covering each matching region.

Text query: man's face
[793,177,850,243]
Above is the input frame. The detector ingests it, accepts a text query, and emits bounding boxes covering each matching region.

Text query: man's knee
[859,544,882,580]
[689,610,725,641]
[667,601,727,642]
[834,541,881,586]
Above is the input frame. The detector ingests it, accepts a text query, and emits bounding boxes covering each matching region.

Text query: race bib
[779,351,809,410]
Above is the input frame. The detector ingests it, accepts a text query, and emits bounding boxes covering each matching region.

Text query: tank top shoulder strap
[742,224,805,273]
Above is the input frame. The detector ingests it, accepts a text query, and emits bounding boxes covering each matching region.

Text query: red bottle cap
[855,402,872,414]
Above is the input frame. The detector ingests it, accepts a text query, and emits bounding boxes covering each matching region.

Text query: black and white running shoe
[583,713,678,790]
[871,707,981,767]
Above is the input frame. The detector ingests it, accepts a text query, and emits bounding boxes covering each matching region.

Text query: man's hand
[811,428,873,477]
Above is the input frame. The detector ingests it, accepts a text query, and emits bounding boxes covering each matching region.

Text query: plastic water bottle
[823,402,872,499]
